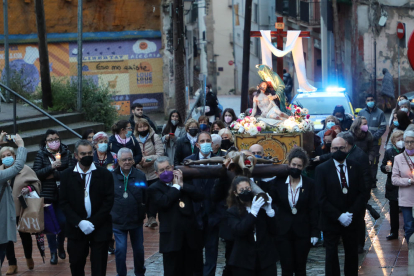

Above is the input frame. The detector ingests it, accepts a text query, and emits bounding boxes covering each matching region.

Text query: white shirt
[73,162,97,218]
[285,176,302,208]
[333,159,349,188]
[198,152,211,162]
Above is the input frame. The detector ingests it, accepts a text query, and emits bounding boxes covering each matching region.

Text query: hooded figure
[382,68,395,98]
[332,105,353,132]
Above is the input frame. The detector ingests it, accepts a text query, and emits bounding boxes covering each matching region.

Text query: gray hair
[399,99,410,107]
[0,146,15,157]
[117,148,133,160]
[92,131,108,145]
[337,131,355,146]
[74,139,93,154]
[404,130,414,140]
[154,156,171,172]
[211,134,222,146]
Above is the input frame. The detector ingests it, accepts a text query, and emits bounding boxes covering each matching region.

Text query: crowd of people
[0,93,413,276]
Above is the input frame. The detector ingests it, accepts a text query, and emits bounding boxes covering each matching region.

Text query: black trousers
[146,179,158,218]
[324,230,358,276]
[6,218,33,265]
[223,240,234,276]
[232,264,277,276]
[162,241,197,276]
[276,229,310,276]
[67,238,109,276]
[389,200,400,234]
[357,216,366,248]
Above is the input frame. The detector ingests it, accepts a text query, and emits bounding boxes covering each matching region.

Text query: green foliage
[4,68,40,102]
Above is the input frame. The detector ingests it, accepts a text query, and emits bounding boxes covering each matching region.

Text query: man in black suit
[315,137,366,276]
[147,156,204,276]
[59,140,114,276]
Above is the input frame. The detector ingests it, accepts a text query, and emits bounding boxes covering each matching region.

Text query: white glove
[261,193,275,216]
[78,220,95,235]
[250,196,265,217]
[338,213,353,227]
[311,237,318,246]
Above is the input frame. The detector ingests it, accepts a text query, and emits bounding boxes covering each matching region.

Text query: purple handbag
[44,205,61,235]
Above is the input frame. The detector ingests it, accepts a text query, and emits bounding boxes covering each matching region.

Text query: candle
[412,169,414,176]
[387,161,392,166]
[55,153,61,161]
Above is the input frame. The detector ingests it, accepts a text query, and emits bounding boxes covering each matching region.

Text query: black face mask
[325,142,332,148]
[189,129,199,137]
[288,167,302,179]
[332,150,348,162]
[221,140,232,150]
[238,190,254,203]
[80,156,94,167]
[212,130,219,134]
[138,130,149,137]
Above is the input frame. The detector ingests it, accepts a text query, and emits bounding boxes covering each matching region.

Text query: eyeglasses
[405,141,414,145]
[158,166,172,173]
[120,158,133,162]
[46,138,60,143]
[331,146,347,151]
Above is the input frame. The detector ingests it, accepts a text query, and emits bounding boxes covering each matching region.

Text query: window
[253,3,258,23]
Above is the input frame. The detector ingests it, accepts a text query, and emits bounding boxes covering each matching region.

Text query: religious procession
[0,0,413,276]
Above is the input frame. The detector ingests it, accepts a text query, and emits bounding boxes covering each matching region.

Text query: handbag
[17,197,45,234]
[44,204,61,235]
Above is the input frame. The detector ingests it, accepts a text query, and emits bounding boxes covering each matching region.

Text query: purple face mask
[159,170,174,183]
[406,148,414,156]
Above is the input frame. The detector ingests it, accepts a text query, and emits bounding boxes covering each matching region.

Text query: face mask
[399,100,405,106]
[336,117,343,122]
[288,167,302,179]
[189,128,199,137]
[126,130,133,138]
[2,156,14,167]
[97,143,108,153]
[200,143,212,154]
[171,120,179,126]
[325,142,332,148]
[326,122,335,129]
[200,124,209,131]
[159,170,174,183]
[396,141,404,149]
[360,125,368,132]
[138,130,149,137]
[212,130,219,134]
[332,150,348,162]
[401,108,409,113]
[47,141,60,151]
[406,148,414,156]
[394,121,399,127]
[221,140,232,150]
[80,156,94,167]
[254,154,262,159]
[225,116,233,123]
[238,190,254,203]
[367,101,375,108]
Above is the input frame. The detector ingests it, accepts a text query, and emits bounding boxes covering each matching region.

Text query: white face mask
[224,116,233,123]
[401,108,409,113]
[396,141,404,149]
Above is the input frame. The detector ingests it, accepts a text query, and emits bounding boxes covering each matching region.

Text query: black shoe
[58,247,66,260]
[358,246,366,254]
[386,233,398,240]
[50,253,58,265]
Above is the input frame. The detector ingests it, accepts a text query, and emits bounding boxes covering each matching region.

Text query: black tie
[81,173,86,187]
[338,164,347,189]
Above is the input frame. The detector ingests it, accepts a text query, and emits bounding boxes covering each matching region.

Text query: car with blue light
[290,87,355,133]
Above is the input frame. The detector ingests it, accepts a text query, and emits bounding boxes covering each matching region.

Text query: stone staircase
[0,112,104,166]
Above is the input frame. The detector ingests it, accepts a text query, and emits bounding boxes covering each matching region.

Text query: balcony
[288,0,299,21]
[275,0,289,16]
[300,1,320,26]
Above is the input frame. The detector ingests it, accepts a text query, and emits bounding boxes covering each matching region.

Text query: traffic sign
[228,60,234,66]
[397,22,405,39]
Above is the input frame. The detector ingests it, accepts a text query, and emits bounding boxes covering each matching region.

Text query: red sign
[397,22,405,39]
[407,30,414,70]
[228,60,234,66]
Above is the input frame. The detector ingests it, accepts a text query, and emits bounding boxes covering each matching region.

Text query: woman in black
[33,129,75,264]
[108,120,142,165]
[226,176,277,276]
[270,147,318,276]
[173,119,199,166]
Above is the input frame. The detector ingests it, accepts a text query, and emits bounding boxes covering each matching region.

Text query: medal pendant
[342,187,348,194]
[123,192,128,199]
[179,201,185,208]
[292,207,298,215]
[84,191,88,198]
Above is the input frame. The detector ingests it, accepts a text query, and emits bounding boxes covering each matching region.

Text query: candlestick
[55,153,61,161]
[387,161,392,166]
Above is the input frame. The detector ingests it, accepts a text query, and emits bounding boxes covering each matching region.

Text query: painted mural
[0,38,163,115]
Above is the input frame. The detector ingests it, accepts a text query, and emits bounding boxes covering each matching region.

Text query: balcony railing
[288,0,299,20]
[275,0,289,15]
[300,1,320,26]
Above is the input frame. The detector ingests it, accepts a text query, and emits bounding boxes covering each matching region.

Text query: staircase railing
[0,82,82,138]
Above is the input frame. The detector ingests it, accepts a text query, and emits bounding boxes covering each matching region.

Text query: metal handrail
[0,82,82,138]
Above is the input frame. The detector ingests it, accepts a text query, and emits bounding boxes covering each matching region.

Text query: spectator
[111,148,147,276]
[92,131,116,170]
[249,144,264,159]
[381,68,395,99]
[211,134,225,157]
[397,99,414,121]
[389,95,410,126]
[82,129,95,142]
[210,120,225,134]
[218,128,234,151]
[392,130,414,242]
[197,84,220,121]
[358,94,387,188]
[332,105,353,131]
[385,111,411,149]
[0,135,26,272]
[221,108,237,128]
[134,118,164,228]
[174,119,200,166]
[198,115,211,132]
[108,120,143,166]
[349,117,375,164]
[129,103,157,133]
[381,130,404,241]
[331,125,342,135]
[1,141,38,274]
[161,110,186,165]
[317,115,340,141]
[33,129,75,265]
[315,129,337,156]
